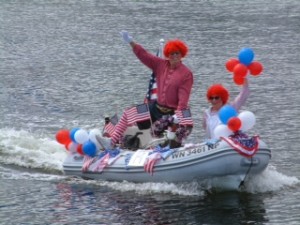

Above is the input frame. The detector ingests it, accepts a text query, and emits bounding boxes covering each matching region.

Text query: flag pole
[159,38,164,57]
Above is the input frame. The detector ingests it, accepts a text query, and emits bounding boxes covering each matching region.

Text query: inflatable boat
[62,133,271,185]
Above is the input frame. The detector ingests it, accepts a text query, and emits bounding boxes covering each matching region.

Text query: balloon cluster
[225,48,263,85]
[55,128,102,157]
[214,105,256,139]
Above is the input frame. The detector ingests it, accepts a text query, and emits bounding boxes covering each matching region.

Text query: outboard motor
[122,132,143,150]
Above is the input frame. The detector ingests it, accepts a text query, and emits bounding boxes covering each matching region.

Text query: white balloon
[67,142,78,154]
[74,129,89,144]
[89,129,102,150]
[238,111,256,131]
[214,124,233,139]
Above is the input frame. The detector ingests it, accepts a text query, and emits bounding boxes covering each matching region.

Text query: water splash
[0,128,66,173]
[245,164,300,193]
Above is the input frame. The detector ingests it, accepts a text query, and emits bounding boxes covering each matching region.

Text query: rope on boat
[239,157,254,189]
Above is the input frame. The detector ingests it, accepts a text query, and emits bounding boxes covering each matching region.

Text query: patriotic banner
[82,156,96,172]
[143,145,176,175]
[103,114,118,137]
[152,145,176,160]
[125,103,151,125]
[175,108,193,126]
[144,152,162,176]
[124,153,133,170]
[93,153,110,172]
[221,135,259,158]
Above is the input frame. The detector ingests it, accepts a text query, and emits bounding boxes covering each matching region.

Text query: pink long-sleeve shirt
[133,44,193,110]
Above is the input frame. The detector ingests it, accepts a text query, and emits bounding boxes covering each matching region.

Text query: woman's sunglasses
[209,96,220,100]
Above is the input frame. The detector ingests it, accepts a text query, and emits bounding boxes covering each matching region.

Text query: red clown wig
[206,84,230,104]
[163,39,189,58]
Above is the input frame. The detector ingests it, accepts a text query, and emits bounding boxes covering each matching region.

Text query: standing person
[203,79,250,140]
[97,31,194,149]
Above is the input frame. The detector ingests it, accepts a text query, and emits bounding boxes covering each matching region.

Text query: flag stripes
[221,136,259,158]
[125,104,151,125]
[175,109,193,126]
[82,156,95,172]
[111,104,151,145]
[104,114,118,137]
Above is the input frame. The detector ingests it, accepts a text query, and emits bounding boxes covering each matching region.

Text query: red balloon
[227,117,242,132]
[225,58,240,72]
[56,129,71,145]
[233,63,248,78]
[233,73,245,85]
[65,141,72,151]
[77,144,84,155]
[248,61,263,76]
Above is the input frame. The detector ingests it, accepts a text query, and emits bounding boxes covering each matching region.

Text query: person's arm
[202,110,207,130]
[132,44,162,71]
[231,78,250,110]
[129,41,136,48]
[120,30,162,71]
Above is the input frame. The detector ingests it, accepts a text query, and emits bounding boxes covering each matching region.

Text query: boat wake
[1,128,299,195]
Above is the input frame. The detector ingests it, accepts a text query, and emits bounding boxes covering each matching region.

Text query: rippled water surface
[1,0,300,224]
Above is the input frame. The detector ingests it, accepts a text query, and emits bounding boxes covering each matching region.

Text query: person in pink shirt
[97,31,194,149]
[203,79,250,140]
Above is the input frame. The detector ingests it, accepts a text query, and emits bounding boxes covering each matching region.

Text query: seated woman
[203,79,250,140]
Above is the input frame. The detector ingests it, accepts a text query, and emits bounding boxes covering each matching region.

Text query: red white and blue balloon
[225,48,263,85]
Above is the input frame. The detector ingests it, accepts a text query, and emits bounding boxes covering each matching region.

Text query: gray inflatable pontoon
[63,138,271,184]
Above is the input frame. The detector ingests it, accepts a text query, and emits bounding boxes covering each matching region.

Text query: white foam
[64,179,206,196]
[245,164,300,193]
[0,128,67,172]
[0,165,65,181]
[63,164,299,196]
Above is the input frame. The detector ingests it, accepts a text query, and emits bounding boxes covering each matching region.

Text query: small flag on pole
[125,103,151,125]
[175,109,193,126]
[103,114,118,137]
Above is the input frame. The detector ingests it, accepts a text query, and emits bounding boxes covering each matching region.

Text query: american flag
[144,40,164,103]
[125,103,151,125]
[82,156,95,172]
[175,109,193,126]
[103,114,118,137]
[144,152,162,176]
[144,74,158,103]
[93,153,110,172]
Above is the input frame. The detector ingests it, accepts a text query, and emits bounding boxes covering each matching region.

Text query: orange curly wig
[163,39,189,58]
[206,84,229,104]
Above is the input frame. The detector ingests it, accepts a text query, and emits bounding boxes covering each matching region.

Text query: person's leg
[96,111,129,149]
[97,102,165,149]
[111,112,128,145]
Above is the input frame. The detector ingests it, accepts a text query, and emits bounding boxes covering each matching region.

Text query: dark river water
[0,0,300,224]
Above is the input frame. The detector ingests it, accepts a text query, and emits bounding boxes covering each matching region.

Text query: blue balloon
[218,105,238,124]
[238,48,254,66]
[83,141,97,157]
[70,128,80,143]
